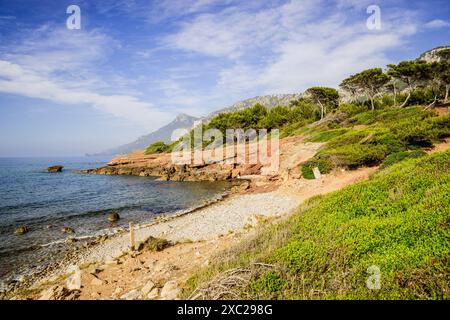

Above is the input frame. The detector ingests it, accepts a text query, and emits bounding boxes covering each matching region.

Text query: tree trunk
[370,96,375,111]
[393,82,397,107]
[317,100,325,119]
[425,95,437,109]
[445,85,449,102]
[399,89,412,108]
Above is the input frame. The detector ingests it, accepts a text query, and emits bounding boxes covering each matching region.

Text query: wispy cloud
[0,25,172,128]
[424,19,450,29]
[164,0,419,97]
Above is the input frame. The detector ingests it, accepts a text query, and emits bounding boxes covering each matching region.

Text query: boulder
[108,212,120,222]
[141,280,155,296]
[120,289,140,300]
[47,165,63,173]
[160,281,180,300]
[38,285,79,300]
[61,227,75,234]
[147,287,160,300]
[14,226,28,235]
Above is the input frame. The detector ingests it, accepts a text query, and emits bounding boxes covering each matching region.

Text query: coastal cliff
[79,153,264,182]
[77,136,320,182]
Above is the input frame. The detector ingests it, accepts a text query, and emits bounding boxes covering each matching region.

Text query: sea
[0,157,232,289]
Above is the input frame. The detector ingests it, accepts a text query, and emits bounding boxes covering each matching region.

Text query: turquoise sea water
[0,157,230,284]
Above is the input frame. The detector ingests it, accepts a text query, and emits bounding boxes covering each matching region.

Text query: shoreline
[0,180,247,299]
[5,164,379,300]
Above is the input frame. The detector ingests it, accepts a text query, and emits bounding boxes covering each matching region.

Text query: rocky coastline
[75,149,268,182]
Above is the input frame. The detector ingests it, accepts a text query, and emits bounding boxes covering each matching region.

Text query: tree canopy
[340,68,390,110]
[305,87,339,119]
[387,61,430,107]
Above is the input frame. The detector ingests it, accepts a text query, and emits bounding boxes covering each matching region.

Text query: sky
[0,0,449,156]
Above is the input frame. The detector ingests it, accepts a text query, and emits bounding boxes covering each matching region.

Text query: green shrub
[185,150,450,300]
[280,119,309,138]
[312,107,448,170]
[338,103,369,117]
[308,128,349,142]
[137,236,172,252]
[326,144,388,168]
[301,157,333,179]
[379,94,396,107]
[349,111,380,125]
[408,87,437,106]
[250,271,288,294]
[144,141,172,154]
[380,150,427,169]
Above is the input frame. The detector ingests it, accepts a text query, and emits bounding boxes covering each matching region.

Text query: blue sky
[0,0,449,156]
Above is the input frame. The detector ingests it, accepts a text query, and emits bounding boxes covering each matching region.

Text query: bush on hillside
[380,150,426,169]
[184,150,450,299]
[301,157,333,179]
[144,141,172,154]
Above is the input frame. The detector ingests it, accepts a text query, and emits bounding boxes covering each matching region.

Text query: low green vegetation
[144,141,173,154]
[301,106,450,176]
[137,236,172,252]
[183,150,450,299]
[301,156,333,179]
[380,150,426,169]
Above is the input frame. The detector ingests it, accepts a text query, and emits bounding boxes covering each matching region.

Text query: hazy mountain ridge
[94,93,303,156]
[92,113,199,156]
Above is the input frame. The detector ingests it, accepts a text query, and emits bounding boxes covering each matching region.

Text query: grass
[183,150,450,299]
[301,157,333,179]
[144,141,173,155]
[380,150,426,169]
[301,106,450,177]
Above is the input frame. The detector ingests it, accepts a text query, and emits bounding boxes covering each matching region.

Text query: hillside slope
[186,149,450,300]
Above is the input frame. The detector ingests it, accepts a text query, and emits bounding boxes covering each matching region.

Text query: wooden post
[313,167,322,180]
[129,222,135,251]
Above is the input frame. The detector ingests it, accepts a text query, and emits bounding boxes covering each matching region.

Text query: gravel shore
[77,190,300,266]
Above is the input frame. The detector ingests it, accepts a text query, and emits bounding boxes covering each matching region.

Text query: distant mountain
[93,113,199,156]
[418,45,450,63]
[93,94,302,156]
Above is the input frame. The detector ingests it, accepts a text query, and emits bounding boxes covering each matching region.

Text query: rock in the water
[47,165,63,173]
[14,226,28,235]
[62,227,75,234]
[108,212,120,222]
[160,281,180,300]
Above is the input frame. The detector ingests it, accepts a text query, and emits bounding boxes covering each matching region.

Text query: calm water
[0,157,231,283]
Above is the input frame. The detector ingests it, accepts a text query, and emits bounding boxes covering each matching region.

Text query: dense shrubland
[184,149,450,300]
[179,49,450,300]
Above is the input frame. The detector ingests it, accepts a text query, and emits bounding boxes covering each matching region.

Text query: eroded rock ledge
[76,152,264,182]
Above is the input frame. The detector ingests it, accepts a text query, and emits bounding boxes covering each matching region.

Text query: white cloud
[0,26,172,128]
[165,0,418,97]
[424,19,450,29]
[146,0,238,22]
[0,60,171,127]
[164,0,318,59]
